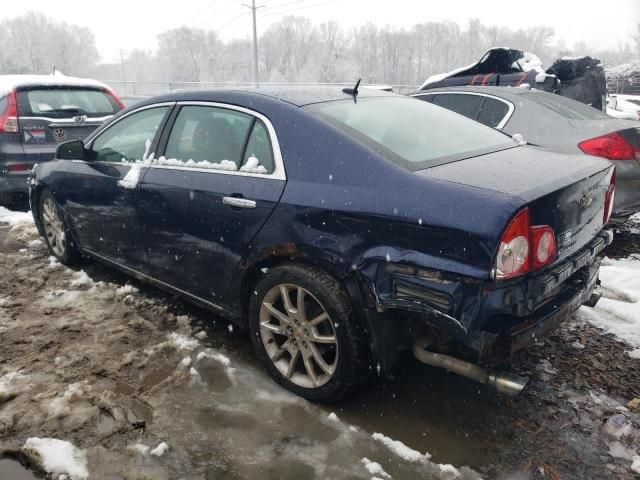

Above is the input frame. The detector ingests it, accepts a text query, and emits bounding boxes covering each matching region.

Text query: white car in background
[607,94,640,120]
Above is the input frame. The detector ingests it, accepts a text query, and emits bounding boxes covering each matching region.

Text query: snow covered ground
[580,257,640,358]
[0,208,639,479]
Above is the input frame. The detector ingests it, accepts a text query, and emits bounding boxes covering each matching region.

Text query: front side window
[476,97,510,128]
[309,97,515,170]
[163,106,268,172]
[91,107,169,163]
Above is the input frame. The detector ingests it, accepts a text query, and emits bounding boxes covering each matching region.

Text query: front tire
[248,263,370,403]
[39,190,81,265]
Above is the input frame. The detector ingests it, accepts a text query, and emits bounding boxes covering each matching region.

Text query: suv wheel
[39,190,81,265]
[249,263,369,403]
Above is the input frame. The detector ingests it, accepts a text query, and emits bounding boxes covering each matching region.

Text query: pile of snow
[150,442,169,457]
[48,382,90,419]
[239,156,268,174]
[196,349,231,366]
[0,207,33,226]
[372,432,431,463]
[115,284,138,296]
[0,371,28,402]
[129,441,169,457]
[22,437,89,480]
[361,457,392,479]
[579,257,640,358]
[70,270,94,288]
[169,333,200,352]
[513,51,544,73]
[156,156,238,171]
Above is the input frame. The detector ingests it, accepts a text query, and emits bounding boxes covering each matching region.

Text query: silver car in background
[412,86,640,222]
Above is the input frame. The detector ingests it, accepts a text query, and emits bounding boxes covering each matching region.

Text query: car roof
[0,74,111,97]
[140,85,398,108]
[413,85,536,99]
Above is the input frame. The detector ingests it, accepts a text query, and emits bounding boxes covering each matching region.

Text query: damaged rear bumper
[361,230,612,364]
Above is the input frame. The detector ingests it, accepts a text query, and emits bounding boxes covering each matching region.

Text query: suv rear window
[308,97,515,170]
[16,87,119,118]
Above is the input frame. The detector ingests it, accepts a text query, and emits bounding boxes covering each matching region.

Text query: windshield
[17,87,119,118]
[307,96,516,170]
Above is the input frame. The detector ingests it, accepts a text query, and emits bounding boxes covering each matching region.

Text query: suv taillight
[578,132,639,160]
[105,89,125,110]
[604,169,616,224]
[0,91,19,134]
[494,208,557,281]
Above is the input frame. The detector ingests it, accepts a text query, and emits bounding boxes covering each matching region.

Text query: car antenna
[342,78,361,96]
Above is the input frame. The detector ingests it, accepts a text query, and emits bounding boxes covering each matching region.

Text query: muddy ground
[0,215,639,480]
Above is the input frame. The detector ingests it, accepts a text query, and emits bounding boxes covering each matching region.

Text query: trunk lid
[417,146,613,263]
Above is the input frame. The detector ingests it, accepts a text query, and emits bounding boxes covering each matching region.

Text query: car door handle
[222,196,257,209]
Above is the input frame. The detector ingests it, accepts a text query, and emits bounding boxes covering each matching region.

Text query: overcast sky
[2,0,638,63]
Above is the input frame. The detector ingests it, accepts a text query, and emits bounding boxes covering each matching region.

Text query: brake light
[604,169,616,224]
[0,91,19,134]
[7,164,29,172]
[495,208,531,280]
[578,132,639,160]
[105,89,125,110]
[495,208,557,280]
[531,226,556,269]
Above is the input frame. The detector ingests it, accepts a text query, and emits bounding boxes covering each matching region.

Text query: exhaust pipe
[413,338,528,397]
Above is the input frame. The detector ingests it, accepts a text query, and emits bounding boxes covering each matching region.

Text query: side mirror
[57,140,86,160]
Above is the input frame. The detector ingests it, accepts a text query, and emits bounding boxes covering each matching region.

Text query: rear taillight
[7,164,29,172]
[578,132,639,160]
[105,89,125,110]
[604,168,616,224]
[531,226,556,269]
[495,208,557,280]
[495,209,531,280]
[0,91,19,134]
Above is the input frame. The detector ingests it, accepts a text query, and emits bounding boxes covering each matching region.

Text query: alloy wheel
[259,284,339,389]
[42,197,66,257]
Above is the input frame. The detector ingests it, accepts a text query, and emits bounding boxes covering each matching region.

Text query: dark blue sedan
[29,87,615,402]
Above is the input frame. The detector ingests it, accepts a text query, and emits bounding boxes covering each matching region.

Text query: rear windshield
[523,91,609,120]
[16,87,119,118]
[307,97,516,170]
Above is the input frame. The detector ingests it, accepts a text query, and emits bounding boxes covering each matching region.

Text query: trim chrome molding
[20,115,114,124]
[411,91,515,130]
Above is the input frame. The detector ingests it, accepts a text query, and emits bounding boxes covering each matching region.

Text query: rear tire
[39,190,82,265]
[248,263,370,403]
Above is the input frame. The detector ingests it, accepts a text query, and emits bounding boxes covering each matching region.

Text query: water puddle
[0,458,42,480]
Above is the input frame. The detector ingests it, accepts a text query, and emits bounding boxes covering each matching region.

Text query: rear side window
[476,97,510,128]
[431,94,483,120]
[242,121,275,173]
[91,107,169,163]
[309,97,515,170]
[17,87,119,118]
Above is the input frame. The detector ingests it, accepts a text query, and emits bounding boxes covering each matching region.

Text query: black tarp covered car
[420,48,607,111]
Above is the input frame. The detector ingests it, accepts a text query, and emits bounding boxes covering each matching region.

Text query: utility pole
[243,0,264,86]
